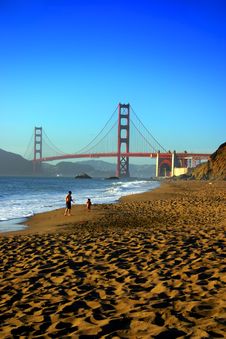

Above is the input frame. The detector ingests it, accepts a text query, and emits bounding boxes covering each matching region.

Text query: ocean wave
[0,177,159,228]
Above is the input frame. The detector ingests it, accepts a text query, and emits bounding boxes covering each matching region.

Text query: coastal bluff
[190,142,226,180]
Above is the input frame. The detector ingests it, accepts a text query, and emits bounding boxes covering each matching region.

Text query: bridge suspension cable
[79,121,118,154]
[42,129,67,156]
[24,131,34,160]
[25,103,168,161]
[74,106,118,154]
[130,105,167,153]
[130,119,159,153]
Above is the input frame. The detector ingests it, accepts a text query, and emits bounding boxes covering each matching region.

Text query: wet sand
[0,180,225,338]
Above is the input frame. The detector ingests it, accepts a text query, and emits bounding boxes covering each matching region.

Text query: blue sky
[0,0,225,161]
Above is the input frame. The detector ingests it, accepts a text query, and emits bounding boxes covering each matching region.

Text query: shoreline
[0,179,225,337]
[0,178,160,236]
[0,180,161,236]
[0,179,225,237]
[0,217,28,233]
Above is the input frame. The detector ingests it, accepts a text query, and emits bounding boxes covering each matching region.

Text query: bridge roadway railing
[35,152,210,163]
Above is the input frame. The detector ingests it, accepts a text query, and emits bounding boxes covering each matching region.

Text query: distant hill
[50,160,155,178]
[54,160,155,178]
[54,160,115,178]
[0,149,33,176]
[189,142,226,180]
[0,149,156,178]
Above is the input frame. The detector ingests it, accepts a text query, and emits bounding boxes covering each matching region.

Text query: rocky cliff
[191,142,226,180]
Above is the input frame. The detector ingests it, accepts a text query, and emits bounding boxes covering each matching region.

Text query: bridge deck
[36,152,210,162]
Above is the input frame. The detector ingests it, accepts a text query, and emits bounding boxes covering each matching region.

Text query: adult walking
[64,191,73,216]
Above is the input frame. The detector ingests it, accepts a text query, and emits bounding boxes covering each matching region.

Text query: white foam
[0,177,159,232]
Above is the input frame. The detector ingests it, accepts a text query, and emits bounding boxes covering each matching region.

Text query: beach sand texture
[0,181,225,338]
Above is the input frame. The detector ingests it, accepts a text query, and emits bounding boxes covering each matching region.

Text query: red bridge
[26,103,210,177]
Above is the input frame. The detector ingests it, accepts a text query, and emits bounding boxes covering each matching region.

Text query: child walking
[86,198,92,211]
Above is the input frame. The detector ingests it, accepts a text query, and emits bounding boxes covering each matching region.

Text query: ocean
[0,176,159,233]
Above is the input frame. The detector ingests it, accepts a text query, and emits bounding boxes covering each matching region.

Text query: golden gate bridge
[24,103,210,177]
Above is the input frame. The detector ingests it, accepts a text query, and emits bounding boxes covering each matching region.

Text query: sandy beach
[0,180,225,338]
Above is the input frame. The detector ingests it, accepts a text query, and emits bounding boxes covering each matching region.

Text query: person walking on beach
[86,198,92,211]
[64,191,73,216]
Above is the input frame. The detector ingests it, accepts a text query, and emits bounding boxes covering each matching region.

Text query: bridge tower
[116,103,130,177]
[33,127,43,172]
